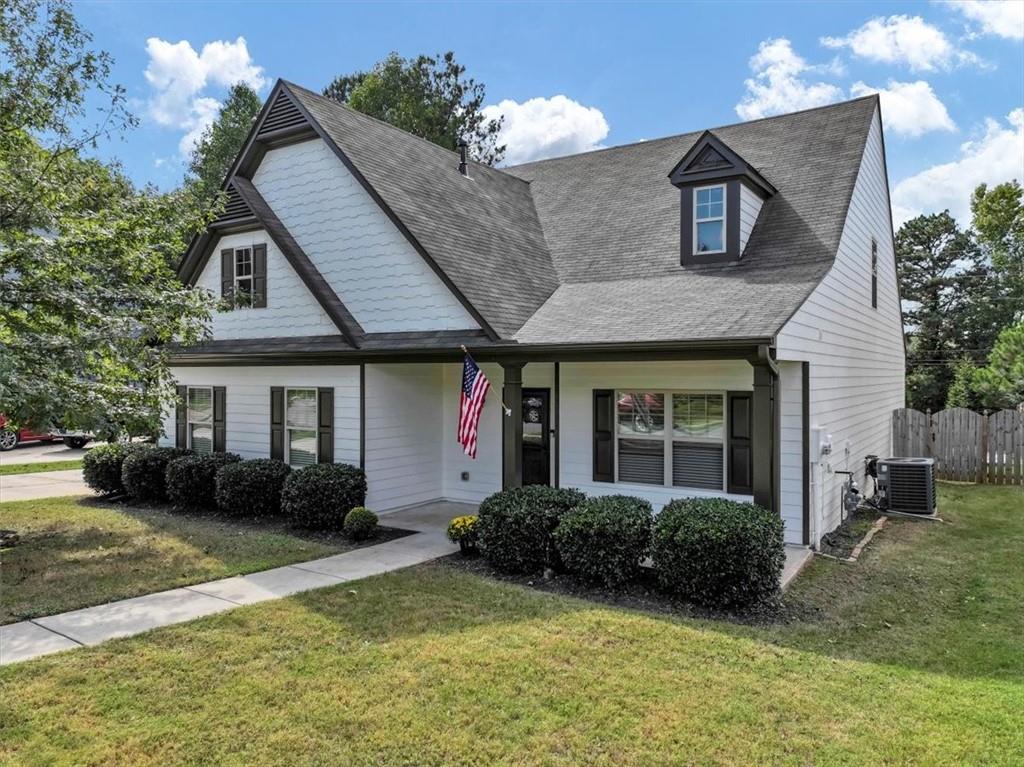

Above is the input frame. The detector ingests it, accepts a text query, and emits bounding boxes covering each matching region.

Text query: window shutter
[317,387,334,464]
[252,243,267,308]
[213,386,227,453]
[175,385,188,448]
[220,248,233,298]
[870,239,878,309]
[270,387,284,460]
[727,391,753,494]
[593,389,615,482]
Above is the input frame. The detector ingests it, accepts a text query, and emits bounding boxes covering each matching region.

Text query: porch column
[501,361,524,489]
[751,355,779,514]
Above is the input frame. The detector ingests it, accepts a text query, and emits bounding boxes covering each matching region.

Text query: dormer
[668,131,776,265]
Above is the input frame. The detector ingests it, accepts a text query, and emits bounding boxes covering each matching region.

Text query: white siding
[252,139,479,333]
[739,182,763,255]
[778,361,804,544]
[364,364,444,510]
[196,230,338,340]
[160,366,360,465]
[776,106,905,542]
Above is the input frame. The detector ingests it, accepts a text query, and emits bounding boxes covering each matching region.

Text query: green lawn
[0,496,343,624]
[1,484,1022,765]
[0,459,83,476]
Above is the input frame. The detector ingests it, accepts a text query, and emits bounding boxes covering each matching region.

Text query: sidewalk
[1,502,466,665]
[0,469,91,502]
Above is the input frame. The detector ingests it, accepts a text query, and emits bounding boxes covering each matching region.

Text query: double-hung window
[187,386,214,455]
[616,391,725,490]
[285,388,318,468]
[694,185,725,254]
[234,247,254,307]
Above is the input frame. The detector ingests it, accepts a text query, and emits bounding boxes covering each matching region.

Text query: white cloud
[891,108,1024,226]
[735,38,844,120]
[850,80,956,137]
[948,0,1024,40]
[821,15,980,71]
[144,36,265,156]
[482,95,609,165]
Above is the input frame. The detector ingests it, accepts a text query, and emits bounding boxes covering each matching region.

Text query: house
[163,80,905,546]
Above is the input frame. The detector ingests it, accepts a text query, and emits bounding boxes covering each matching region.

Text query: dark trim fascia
[801,361,810,546]
[208,216,261,234]
[668,131,777,197]
[230,176,365,347]
[873,96,909,361]
[280,82,502,342]
[553,361,560,488]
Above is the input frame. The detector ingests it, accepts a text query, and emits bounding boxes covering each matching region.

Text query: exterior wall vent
[257,91,309,139]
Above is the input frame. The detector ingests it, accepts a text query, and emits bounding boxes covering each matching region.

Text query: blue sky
[77,0,1023,225]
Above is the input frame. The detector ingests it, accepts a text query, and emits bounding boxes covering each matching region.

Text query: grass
[1,484,1022,765]
[0,496,344,624]
[0,459,83,476]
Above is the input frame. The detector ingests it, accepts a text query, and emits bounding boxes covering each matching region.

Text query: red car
[0,416,60,451]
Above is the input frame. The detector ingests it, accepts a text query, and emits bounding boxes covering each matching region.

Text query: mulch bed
[818,509,885,559]
[440,553,821,626]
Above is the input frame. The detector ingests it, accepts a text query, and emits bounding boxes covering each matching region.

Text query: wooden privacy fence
[892,407,1024,485]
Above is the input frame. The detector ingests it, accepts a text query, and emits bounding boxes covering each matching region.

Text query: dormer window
[694,185,726,254]
[234,247,254,307]
[220,242,268,309]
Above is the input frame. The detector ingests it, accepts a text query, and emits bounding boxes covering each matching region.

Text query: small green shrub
[82,442,141,495]
[651,498,784,608]
[121,446,191,502]
[344,506,378,541]
[280,463,367,530]
[553,495,653,587]
[215,459,291,518]
[165,452,242,509]
[477,486,586,574]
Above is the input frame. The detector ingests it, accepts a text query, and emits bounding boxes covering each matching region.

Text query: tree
[187,83,262,197]
[323,51,505,165]
[947,322,1024,410]
[0,0,212,437]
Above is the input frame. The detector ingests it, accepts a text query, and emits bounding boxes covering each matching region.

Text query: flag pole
[461,345,512,416]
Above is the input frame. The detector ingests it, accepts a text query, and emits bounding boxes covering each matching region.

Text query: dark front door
[522,388,550,486]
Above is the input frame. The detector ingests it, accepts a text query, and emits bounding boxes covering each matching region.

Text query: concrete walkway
[0,469,91,502]
[0,501,469,665]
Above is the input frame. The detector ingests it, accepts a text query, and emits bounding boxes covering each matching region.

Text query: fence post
[978,409,989,485]
[926,408,935,460]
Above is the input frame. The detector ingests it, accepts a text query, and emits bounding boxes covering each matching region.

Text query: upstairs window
[220,243,267,309]
[870,238,878,309]
[234,247,254,307]
[694,185,725,254]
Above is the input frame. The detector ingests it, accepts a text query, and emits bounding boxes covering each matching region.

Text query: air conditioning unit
[876,457,936,514]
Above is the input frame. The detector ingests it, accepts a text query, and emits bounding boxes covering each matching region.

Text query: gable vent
[215,183,254,224]
[257,91,308,138]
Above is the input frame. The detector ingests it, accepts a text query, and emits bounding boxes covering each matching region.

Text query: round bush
[280,463,367,530]
[344,507,378,541]
[553,495,653,587]
[121,446,191,502]
[215,459,292,518]
[165,452,242,509]
[651,498,784,608]
[477,486,586,574]
[82,442,140,495]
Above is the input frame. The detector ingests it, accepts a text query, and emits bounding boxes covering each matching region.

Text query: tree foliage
[323,51,505,165]
[187,83,262,197]
[0,0,212,436]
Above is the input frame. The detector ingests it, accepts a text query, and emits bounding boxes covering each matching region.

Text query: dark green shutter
[253,243,267,308]
[727,391,753,495]
[317,387,334,464]
[175,385,188,448]
[270,387,284,460]
[593,389,615,482]
[213,386,227,453]
[220,248,233,298]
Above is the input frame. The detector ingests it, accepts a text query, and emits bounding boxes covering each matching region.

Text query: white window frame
[614,389,727,491]
[233,247,254,307]
[187,385,214,455]
[693,184,726,255]
[285,387,318,468]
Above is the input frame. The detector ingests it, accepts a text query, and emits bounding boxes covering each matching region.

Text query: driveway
[0,470,91,502]
[0,441,97,465]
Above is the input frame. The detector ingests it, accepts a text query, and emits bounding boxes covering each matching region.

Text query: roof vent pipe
[457,139,469,177]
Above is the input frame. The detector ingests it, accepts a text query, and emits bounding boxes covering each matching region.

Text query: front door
[522,388,550,486]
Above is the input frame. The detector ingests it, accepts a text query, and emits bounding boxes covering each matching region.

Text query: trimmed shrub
[280,463,367,530]
[82,442,140,495]
[553,495,653,587]
[215,459,292,518]
[344,506,378,541]
[651,498,784,608]
[121,446,191,502]
[477,486,586,574]
[165,452,242,509]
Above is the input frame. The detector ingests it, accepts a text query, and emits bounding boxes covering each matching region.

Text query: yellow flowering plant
[447,515,479,553]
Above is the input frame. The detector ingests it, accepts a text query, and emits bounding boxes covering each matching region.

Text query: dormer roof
[668,130,777,197]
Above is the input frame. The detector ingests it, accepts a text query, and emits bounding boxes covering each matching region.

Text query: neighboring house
[164,80,905,546]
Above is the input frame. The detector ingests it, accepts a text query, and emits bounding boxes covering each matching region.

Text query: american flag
[458,353,491,459]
